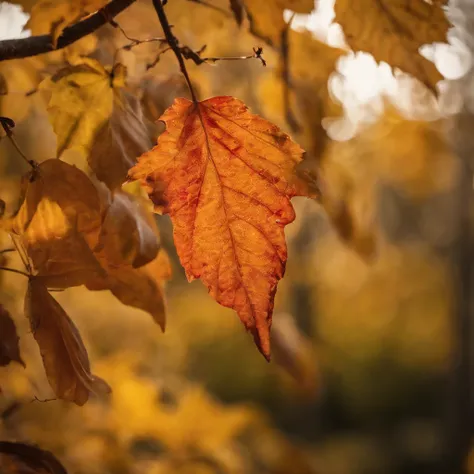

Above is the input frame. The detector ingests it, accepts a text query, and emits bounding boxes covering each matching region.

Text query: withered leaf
[0,305,25,368]
[86,248,171,331]
[25,277,110,406]
[334,0,450,93]
[9,159,105,287]
[95,190,160,269]
[88,92,156,191]
[0,441,67,474]
[128,96,309,359]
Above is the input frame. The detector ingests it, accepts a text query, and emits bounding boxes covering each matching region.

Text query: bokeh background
[1,0,474,473]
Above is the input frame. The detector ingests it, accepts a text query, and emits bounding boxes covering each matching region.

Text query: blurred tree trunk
[445,2,474,471]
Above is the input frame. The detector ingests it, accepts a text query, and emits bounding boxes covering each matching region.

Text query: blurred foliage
[0,0,469,473]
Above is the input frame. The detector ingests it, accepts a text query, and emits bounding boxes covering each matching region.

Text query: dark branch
[0,0,136,62]
[152,0,198,103]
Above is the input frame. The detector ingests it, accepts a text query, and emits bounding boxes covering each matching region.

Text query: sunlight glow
[285,0,473,140]
[0,2,30,40]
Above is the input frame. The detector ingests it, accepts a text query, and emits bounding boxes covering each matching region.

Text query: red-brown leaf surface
[128,96,308,359]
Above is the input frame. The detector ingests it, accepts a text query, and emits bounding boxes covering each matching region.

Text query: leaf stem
[0,266,30,278]
[152,0,199,104]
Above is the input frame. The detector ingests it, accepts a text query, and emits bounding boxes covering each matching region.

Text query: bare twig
[31,396,58,404]
[0,248,15,254]
[146,46,172,70]
[152,0,198,103]
[0,266,30,278]
[184,45,266,66]
[0,117,37,170]
[111,19,166,55]
[0,0,136,62]
[281,14,301,132]
[112,32,167,68]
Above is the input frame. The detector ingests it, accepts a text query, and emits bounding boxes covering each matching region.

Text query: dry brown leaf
[88,92,156,190]
[95,190,160,269]
[243,0,314,47]
[25,277,110,405]
[86,248,171,331]
[0,305,25,368]
[0,441,68,474]
[334,0,450,93]
[9,159,105,287]
[128,96,309,359]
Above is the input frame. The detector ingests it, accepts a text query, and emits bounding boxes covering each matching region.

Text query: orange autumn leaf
[128,96,308,359]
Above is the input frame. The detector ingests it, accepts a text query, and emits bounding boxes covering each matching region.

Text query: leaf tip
[251,326,271,362]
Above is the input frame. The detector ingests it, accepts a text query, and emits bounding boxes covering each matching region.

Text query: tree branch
[0,0,136,62]
[152,0,198,103]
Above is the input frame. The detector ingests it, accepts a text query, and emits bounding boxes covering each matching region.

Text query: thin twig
[0,266,30,278]
[187,46,266,66]
[281,13,301,132]
[112,36,167,68]
[152,0,198,103]
[0,117,37,170]
[31,396,58,404]
[146,46,172,70]
[0,0,136,62]
[10,234,32,274]
[110,19,167,66]
[0,248,15,254]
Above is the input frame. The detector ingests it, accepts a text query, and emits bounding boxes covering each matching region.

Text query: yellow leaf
[25,277,110,405]
[27,0,109,47]
[334,0,450,93]
[40,58,126,157]
[243,0,314,47]
[0,59,41,124]
[128,96,309,359]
